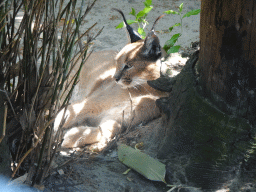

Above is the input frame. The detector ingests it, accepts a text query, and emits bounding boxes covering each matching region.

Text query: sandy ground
[85,0,200,52]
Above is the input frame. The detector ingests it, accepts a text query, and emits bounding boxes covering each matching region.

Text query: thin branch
[123,89,135,135]
[11,117,56,178]
[0,103,8,144]
[53,148,90,170]
[0,89,18,121]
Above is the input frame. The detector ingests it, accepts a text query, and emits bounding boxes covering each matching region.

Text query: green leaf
[118,144,166,182]
[138,27,146,38]
[169,27,174,33]
[130,8,136,16]
[137,6,153,19]
[182,9,201,18]
[167,45,181,54]
[179,3,183,12]
[138,27,144,34]
[115,22,124,29]
[170,33,181,41]
[141,32,146,39]
[144,6,153,14]
[173,23,181,27]
[164,33,181,50]
[127,20,137,25]
[144,0,152,7]
[115,20,136,29]
[169,23,181,32]
[137,10,146,19]
[164,10,179,15]
[163,45,168,52]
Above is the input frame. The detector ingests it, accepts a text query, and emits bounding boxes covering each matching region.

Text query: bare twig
[28,63,48,126]
[1,0,99,183]
[123,89,135,135]
[11,117,56,178]
[0,89,18,121]
[55,148,88,169]
[166,184,201,192]
[0,103,7,144]
[121,110,125,132]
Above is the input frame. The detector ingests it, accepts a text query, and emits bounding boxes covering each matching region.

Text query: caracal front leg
[61,119,121,148]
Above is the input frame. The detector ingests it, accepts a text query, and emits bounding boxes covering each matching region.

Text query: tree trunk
[199,0,256,122]
[155,0,256,190]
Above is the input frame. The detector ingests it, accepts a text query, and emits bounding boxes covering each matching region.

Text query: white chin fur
[116,81,131,89]
[116,82,130,89]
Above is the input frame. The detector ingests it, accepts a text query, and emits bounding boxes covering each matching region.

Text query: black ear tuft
[140,31,162,61]
[150,15,165,31]
[112,8,142,43]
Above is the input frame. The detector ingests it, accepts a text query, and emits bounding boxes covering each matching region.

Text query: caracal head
[112,9,165,89]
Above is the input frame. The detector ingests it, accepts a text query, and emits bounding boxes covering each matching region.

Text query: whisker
[129,77,153,95]
[136,82,151,94]
[133,86,139,90]
[140,85,151,94]
[133,82,151,95]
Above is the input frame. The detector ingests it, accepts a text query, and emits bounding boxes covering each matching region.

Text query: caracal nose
[114,74,121,82]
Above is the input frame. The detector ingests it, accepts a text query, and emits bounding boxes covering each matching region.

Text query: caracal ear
[112,8,142,43]
[140,15,165,61]
[140,31,161,61]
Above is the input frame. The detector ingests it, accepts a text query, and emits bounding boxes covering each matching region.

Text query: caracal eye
[124,64,131,70]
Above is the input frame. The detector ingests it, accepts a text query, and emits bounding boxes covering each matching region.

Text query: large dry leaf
[118,144,166,182]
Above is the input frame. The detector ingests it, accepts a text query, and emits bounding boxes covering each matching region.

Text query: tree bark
[199,0,256,123]
[155,0,256,190]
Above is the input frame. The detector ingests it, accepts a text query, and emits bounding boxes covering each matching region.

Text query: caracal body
[54,9,167,148]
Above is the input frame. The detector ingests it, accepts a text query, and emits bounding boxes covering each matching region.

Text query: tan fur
[54,40,168,148]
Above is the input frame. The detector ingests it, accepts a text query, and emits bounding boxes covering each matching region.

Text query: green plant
[115,0,153,39]
[164,3,201,54]
[0,0,100,184]
[114,1,200,54]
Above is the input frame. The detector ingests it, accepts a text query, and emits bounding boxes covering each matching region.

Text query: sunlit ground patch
[164,52,189,77]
